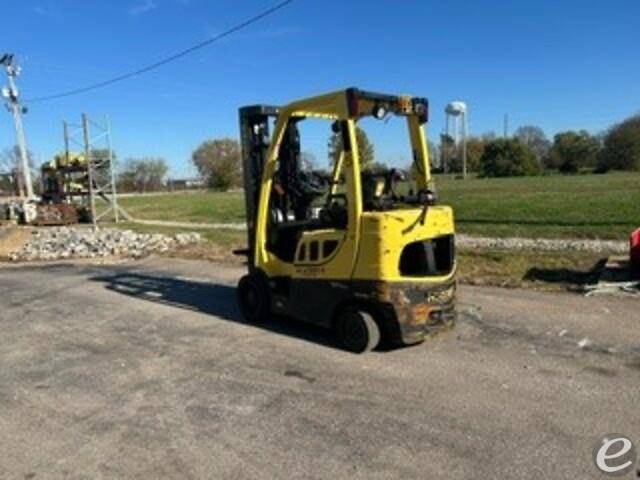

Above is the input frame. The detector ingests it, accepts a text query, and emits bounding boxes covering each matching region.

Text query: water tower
[444,101,468,177]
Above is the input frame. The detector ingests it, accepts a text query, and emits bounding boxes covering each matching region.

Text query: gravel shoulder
[457,233,627,254]
[123,222,632,254]
[3,226,201,262]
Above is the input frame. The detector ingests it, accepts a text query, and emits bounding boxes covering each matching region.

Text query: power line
[25,0,294,104]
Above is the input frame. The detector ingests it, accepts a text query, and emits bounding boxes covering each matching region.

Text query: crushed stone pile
[457,235,627,254]
[8,227,201,262]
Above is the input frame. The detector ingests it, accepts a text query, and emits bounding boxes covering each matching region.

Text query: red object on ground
[631,228,640,268]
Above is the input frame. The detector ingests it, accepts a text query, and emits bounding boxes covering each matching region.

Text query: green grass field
[437,172,639,239]
[115,172,639,241]
[116,191,245,224]
[114,173,634,290]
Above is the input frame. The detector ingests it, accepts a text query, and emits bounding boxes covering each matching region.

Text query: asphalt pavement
[0,257,638,479]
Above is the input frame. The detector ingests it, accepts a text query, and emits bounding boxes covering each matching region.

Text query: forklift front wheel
[335,309,380,353]
[237,274,271,323]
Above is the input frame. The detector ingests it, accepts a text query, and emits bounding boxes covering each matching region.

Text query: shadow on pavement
[90,271,338,349]
[523,258,607,286]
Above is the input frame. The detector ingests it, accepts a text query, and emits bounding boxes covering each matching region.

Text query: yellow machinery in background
[38,152,91,224]
[236,88,456,352]
[41,152,89,199]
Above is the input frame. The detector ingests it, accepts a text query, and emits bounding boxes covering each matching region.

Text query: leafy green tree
[329,126,374,170]
[192,138,242,191]
[548,130,600,173]
[479,139,540,177]
[514,125,550,166]
[465,136,487,173]
[444,136,485,173]
[118,157,168,193]
[439,134,456,173]
[597,115,640,171]
[465,133,496,173]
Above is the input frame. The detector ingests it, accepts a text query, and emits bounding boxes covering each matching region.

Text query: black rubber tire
[237,274,271,323]
[336,309,380,353]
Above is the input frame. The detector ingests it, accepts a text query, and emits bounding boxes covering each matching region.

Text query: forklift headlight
[372,104,387,120]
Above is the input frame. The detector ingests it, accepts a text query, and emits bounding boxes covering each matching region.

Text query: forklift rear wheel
[237,274,271,323]
[336,309,380,353]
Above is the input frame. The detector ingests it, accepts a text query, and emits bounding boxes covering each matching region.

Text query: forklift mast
[238,105,279,268]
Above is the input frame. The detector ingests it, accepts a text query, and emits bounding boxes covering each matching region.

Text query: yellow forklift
[237,88,456,352]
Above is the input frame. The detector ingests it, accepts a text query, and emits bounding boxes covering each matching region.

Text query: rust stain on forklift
[348,279,456,345]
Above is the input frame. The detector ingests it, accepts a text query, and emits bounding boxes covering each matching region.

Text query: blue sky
[2,0,639,176]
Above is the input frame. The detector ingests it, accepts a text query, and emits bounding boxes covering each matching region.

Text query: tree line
[438,113,640,177]
[19,110,636,195]
[188,129,378,191]
[117,157,169,193]
[189,112,640,189]
[0,147,172,195]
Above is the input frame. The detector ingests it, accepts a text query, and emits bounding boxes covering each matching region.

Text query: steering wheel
[320,193,348,228]
[298,170,329,197]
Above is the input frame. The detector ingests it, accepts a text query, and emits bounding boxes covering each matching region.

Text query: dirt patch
[457,248,606,291]
[0,227,32,260]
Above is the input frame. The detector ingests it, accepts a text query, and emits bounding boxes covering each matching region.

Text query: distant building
[167,177,206,191]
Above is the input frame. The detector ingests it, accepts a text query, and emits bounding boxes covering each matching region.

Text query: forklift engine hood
[354,205,456,282]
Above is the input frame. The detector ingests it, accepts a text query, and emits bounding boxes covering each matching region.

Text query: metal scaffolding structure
[63,113,128,225]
